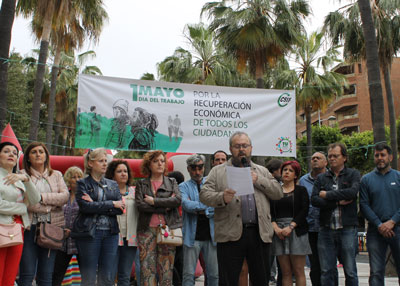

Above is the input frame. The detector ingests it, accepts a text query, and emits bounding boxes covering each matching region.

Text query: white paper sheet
[226,166,255,196]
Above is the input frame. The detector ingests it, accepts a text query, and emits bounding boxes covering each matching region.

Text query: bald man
[299,152,327,286]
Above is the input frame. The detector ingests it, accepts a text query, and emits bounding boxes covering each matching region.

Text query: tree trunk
[28,2,55,141]
[255,58,264,88]
[54,123,61,155]
[62,127,68,156]
[383,65,398,169]
[358,0,385,143]
[0,0,17,132]
[305,106,312,172]
[46,46,61,153]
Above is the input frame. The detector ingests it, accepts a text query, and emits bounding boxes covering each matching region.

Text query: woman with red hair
[271,160,310,286]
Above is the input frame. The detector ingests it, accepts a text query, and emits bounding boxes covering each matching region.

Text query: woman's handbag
[35,222,67,250]
[156,224,183,246]
[70,214,97,239]
[0,223,23,248]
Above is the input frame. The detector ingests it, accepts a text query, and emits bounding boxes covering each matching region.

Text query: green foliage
[140,73,155,81]
[342,130,375,175]
[5,52,48,150]
[296,125,389,175]
[297,125,343,174]
[157,24,256,88]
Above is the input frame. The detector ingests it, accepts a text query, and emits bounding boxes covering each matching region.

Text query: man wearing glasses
[180,154,218,286]
[311,143,361,286]
[200,131,283,285]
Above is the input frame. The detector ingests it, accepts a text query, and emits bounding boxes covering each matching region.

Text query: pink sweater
[22,168,69,228]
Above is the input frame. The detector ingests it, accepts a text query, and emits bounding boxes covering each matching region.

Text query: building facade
[296,59,400,137]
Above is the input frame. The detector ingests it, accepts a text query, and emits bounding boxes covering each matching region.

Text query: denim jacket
[180,177,215,247]
[75,175,122,234]
[299,173,320,232]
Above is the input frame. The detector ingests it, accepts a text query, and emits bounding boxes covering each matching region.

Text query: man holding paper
[200,131,283,285]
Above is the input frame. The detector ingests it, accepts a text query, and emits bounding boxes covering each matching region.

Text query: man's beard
[192,174,203,182]
[232,154,250,167]
[376,161,390,171]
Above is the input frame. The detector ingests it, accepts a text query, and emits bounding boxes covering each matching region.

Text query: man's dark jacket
[311,167,360,227]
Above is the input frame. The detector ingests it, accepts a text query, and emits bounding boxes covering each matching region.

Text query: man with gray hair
[200,131,283,285]
[180,154,218,286]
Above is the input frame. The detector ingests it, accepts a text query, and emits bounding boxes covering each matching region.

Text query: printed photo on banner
[75,74,296,156]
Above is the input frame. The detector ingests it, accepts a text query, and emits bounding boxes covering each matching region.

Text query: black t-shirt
[195,183,211,241]
[272,191,294,219]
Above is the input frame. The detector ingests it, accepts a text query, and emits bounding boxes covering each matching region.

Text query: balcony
[338,116,359,130]
[332,95,358,112]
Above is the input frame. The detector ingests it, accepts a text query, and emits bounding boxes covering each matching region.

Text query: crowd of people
[0,130,400,286]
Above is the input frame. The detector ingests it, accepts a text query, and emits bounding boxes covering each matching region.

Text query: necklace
[120,186,129,196]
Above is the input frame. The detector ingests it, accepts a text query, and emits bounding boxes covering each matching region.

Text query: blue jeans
[183,240,218,286]
[135,249,140,285]
[318,226,358,286]
[76,229,119,286]
[116,239,137,286]
[18,225,57,286]
[367,226,400,285]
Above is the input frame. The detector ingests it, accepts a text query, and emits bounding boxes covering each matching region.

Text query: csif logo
[130,84,184,102]
[277,93,292,107]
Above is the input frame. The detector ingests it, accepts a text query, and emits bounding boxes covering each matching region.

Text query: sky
[6,0,343,80]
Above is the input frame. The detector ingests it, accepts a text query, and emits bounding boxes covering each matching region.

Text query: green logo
[276,137,293,154]
[277,93,292,107]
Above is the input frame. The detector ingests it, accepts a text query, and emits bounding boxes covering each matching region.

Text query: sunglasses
[189,164,204,170]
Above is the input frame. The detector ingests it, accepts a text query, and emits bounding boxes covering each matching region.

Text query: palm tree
[54,50,102,155]
[0,0,17,132]
[158,23,255,87]
[158,47,196,83]
[140,73,155,81]
[37,1,107,152]
[276,31,347,170]
[16,0,107,142]
[324,0,394,167]
[158,24,236,86]
[202,0,310,88]
[16,0,57,141]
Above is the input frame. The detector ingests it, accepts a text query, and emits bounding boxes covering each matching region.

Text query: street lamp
[318,110,336,126]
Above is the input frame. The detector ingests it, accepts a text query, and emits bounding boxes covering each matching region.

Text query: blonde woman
[74,148,124,286]
[52,166,84,285]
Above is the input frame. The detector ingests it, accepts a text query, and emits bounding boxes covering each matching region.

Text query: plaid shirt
[330,176,343,230]
[64,197,80,254]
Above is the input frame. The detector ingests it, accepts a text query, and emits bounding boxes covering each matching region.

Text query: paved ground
[194,254,400,285]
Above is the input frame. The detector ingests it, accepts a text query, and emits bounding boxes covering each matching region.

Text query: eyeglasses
[189,164,204,170]
[328,154,341,159]
[232,144,251,150]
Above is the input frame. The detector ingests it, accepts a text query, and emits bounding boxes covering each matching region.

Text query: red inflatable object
[18,154,174,177]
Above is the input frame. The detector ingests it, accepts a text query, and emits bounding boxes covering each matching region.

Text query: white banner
[76,74,296,157]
